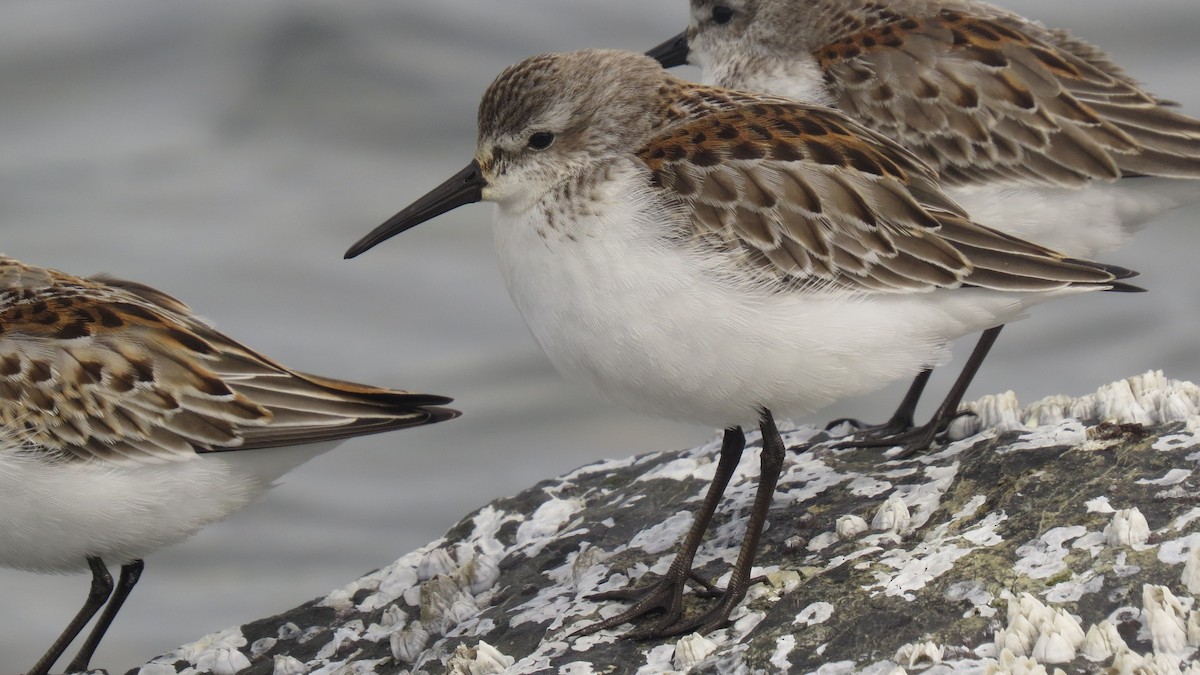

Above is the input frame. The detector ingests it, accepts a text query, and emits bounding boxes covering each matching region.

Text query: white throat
[701,50,834,107]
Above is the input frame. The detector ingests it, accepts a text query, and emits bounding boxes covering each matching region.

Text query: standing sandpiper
[646,0,1200,445]
[0,255,457,675]
[346,49,1137,637]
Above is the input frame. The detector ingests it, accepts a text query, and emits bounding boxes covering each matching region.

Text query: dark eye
[712,5,734,24]
[528,132,555,150]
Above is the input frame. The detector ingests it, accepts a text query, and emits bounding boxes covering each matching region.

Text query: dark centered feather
[636,80,1131,295]
[810,6,1200,187]
[0,257,458,464]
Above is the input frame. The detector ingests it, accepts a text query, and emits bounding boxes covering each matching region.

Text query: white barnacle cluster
[270,654,307,675]
[948,390,1025,439]
[955,371,1200,441]
[1105,507,1151,548]
[672,632,719,670]
[836,514,869,539]
[871,495,912,537]
[992,593,1085,665]
[137,627,251,675]
[391,543,503,659]
[893,640,944,668]
[321,538,503,668]
[445,640,516,675]
[984,648,1064,674]
[390,626,431,667]
[840,468,948,544]
[986,585,1200,672]
[156,504,516,673]
[1142,585,1191,656]
[1079,619,1126,663]
[420,575,479,636]
[982,488,1200,671]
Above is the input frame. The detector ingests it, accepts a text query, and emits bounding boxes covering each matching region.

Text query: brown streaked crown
[477,50,672,156]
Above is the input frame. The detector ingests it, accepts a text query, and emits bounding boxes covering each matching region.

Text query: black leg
[27,557,114,675]
[882,368,932,432]
[666,408,788,635]
[571,426,746,638]
[825,369,932,435]
[838,325,1005,457]
[64,559,144,673]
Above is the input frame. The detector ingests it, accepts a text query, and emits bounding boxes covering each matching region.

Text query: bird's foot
[571,569,708,639]
[571,569,769,639]
[834,410,975,458]
[824,414,914,439]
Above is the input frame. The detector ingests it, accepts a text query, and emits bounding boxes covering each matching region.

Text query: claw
[834,423,940,457]
[830,325,1005,458]
[573,568,773,639]
[835,403,979,457]
[571,572,690,639]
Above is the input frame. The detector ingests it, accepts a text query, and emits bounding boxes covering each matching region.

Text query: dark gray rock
[135,372,1200,674]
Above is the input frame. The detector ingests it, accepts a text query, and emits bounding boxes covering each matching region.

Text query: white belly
[0,441,337,573]
[492,170,1080,428]
[947,177,1200,259]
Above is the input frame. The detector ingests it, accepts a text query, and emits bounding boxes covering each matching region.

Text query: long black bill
[345,160,485,259]
[646,30,690,68]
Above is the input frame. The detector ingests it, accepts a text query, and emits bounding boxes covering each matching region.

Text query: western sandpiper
[0,255,458,675]
[345,49,1137,636]
[648,0,1200,446]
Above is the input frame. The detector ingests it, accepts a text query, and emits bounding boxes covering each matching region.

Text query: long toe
[834,422,940,456]
[573,574,692,638]
[586,587,651,602]
[588,570,723,602]
[841,406,981,457]
[830,415,918,441]
[574,568,762,640]
[650,593,741,638]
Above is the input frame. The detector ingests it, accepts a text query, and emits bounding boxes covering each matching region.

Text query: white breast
[701,50,835,108]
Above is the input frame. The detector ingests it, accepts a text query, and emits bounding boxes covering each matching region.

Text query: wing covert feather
[0,257,456,465]
[813,9,1200,186]
[637,87,1128,295]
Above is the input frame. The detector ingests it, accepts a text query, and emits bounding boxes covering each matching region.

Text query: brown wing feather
[814,9,1200,186]
[637,85,1130,295]
[0,256,457,464]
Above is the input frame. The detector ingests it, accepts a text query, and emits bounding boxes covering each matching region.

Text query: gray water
[0,1,1197,670]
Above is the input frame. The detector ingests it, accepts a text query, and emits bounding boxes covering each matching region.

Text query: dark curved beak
[345,160,486,259]
[646,30,690,68]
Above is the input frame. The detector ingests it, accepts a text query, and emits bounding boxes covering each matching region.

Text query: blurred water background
[0,0,1197,670]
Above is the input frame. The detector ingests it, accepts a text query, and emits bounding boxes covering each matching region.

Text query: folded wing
[638,86,1134,295]
[0,258,457,464]
[813,8,1200,186]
